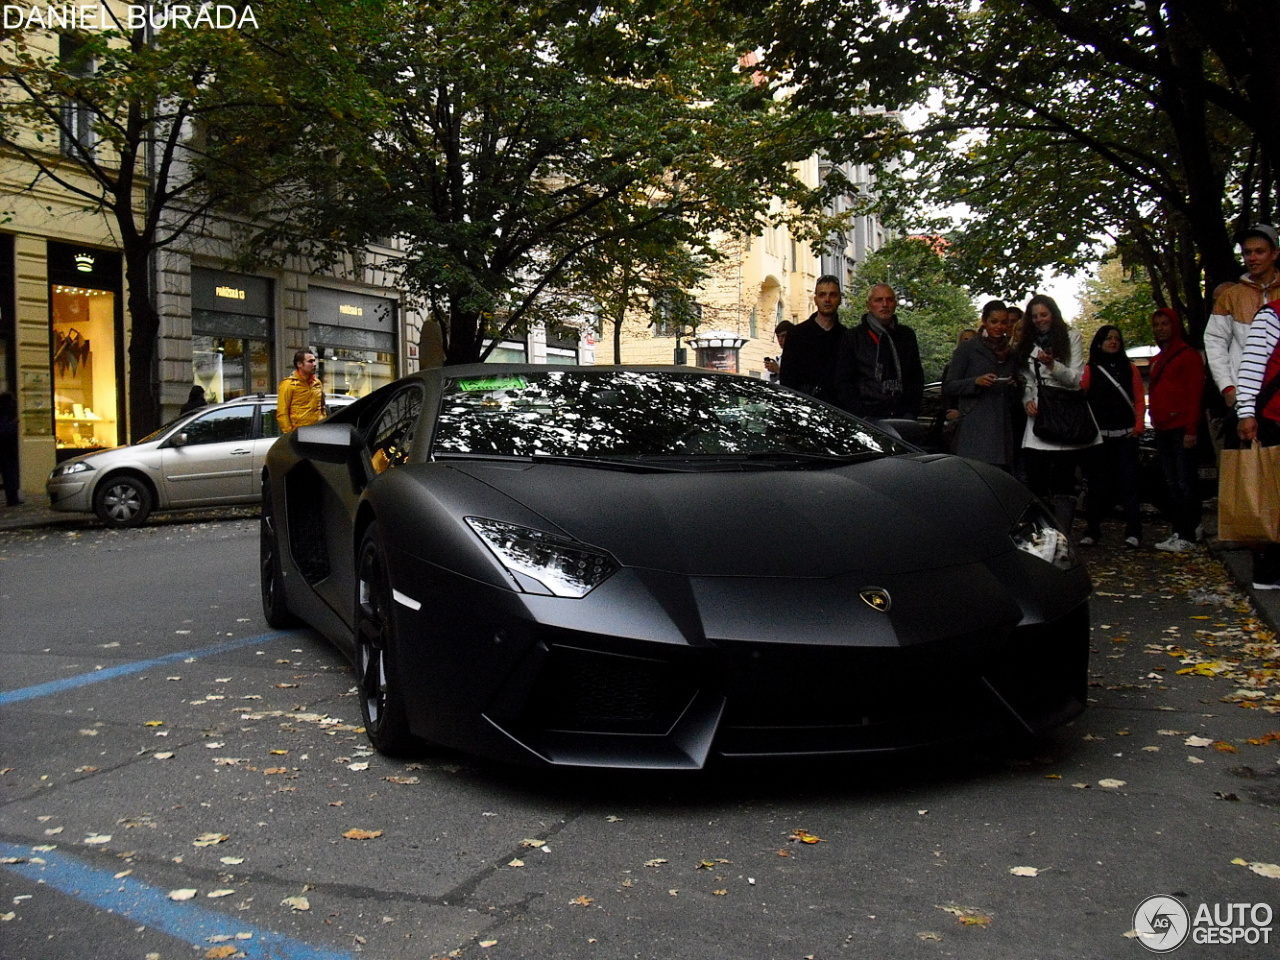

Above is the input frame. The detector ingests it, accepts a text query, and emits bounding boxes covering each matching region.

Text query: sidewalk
[0,494,257,533]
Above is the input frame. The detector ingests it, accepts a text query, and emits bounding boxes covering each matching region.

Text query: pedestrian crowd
[773,222,1280,588]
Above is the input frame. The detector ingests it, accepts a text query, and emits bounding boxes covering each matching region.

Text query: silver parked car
[46,393,353,527]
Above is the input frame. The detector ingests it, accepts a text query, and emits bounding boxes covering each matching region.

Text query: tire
[260,479,299,629]
[93,474,153,528]
[355,522,425,757]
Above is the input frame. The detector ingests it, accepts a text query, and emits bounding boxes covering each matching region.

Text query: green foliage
[847,236,976,381]
[750,0,1278,326]
[1076,253,1159,350]
[234,0,855,364]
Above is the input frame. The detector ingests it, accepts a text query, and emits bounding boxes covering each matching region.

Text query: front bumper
[45,476,92,512]
[386,548,1091,770]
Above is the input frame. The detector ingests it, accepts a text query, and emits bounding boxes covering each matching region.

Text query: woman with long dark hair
[1079,326,1145,547]
[1018,294,1100,532]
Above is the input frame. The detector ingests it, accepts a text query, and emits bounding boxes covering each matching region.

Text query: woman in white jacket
[1017,295,1100,532]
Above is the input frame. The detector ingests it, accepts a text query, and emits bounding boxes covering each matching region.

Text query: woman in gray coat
[944,301,1022,469]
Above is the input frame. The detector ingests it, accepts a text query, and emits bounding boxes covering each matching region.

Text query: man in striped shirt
[1234,298,1280,587]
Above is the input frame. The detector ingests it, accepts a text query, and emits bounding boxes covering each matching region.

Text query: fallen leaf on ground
[168,888,198,901]
[1239,860,1280,879]
[282,896,310,911]
[193,833,228,847]
[789,829,824,843]
[939,904,992,927]
[1098,779,1126,789]
[1009,866,1040,877]
[343,829,382,840]
[570,895,593,906]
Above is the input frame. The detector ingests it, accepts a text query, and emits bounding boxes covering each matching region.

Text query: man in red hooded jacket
[1149,307,1206,552]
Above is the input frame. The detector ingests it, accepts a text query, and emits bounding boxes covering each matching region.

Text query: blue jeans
[1154,428,1200,541]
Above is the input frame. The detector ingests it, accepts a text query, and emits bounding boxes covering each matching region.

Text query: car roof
[213,392,354,405]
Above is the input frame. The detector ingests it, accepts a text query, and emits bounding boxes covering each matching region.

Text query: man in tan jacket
[1205,223,1280,416]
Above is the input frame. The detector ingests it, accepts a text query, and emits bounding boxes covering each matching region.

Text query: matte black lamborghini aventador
[260,365,1090,769]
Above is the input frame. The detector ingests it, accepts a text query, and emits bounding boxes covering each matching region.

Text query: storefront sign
[309,286,393,333]
[193,269,270,316]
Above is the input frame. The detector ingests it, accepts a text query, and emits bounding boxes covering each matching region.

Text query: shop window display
[316,346,394,399]
[52,285,118,451]
[192,335,273,403]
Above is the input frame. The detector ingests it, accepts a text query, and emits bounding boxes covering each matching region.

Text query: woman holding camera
[1018,294,1100,534]
[944,300,1023,469]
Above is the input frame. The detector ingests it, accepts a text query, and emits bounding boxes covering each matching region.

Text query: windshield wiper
[743,450,882,464]
[434,451,676,472]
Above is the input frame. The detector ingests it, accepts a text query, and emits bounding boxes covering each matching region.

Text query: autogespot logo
[1134,895,1191,953]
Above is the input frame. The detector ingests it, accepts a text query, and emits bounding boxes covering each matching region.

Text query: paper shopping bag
[1218,443,1280,543]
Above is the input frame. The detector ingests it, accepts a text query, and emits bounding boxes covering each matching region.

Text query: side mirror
[294,422,361,454]
[167,432,190,448]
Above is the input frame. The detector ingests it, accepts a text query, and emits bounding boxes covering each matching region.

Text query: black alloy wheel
[355,523,423,756]
[259,479,299,628]
[93,474,153,528]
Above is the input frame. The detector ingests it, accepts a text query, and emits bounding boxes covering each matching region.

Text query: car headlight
[1010,502,1077,570]
[466,518,618,598]
[51,461,95,478]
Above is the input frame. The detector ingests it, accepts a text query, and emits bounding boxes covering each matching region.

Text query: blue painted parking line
[0,841,355,960]
[0,632,292,706]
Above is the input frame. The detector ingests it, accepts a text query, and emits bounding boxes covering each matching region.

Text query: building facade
[0,7,439,502]
[596,156,887,376]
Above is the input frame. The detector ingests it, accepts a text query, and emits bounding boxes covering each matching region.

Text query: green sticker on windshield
[456,376,528,392]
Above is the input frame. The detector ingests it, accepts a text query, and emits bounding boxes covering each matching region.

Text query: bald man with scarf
[835,284,924,421]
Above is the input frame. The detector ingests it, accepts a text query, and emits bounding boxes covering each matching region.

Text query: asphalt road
[1,516,1277,960]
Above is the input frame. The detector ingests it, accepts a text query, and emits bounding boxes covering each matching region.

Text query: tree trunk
[124,245,160,442]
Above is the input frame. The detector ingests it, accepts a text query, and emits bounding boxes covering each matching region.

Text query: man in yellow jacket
[276,350,327,432]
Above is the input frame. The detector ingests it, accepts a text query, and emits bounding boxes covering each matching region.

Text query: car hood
[441,455,1025,578]
[54,441,159,470]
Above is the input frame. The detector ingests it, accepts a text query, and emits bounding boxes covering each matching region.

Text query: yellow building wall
[4,162,132,497]
[596,216,824,380]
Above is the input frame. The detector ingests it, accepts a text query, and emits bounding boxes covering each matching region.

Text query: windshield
[432,370,912,460]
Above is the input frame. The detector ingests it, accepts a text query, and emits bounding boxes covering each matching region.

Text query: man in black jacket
[835,283,924,420]
[778,275,846,399]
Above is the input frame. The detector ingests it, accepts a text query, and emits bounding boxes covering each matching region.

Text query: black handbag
[1032,362,1098,445]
